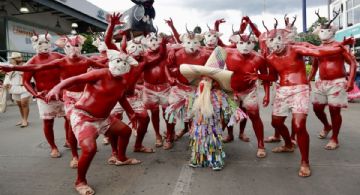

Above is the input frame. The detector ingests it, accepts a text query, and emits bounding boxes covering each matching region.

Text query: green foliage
[298,32,321,46]
[81,33,98,54]
[296,17,329,46]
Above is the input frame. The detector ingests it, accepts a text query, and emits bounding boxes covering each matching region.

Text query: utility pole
[302,0,307,32]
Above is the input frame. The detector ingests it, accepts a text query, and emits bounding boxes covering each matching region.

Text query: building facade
[0,0,108,60]
[330,0,360,60]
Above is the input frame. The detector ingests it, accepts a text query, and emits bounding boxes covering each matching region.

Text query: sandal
[75,184,95,195]
[324,140,339,150]
[50,149,61,158]
[163,141,173,150]
[134,146,155,153]
[298,165,311,177]
[256,148,266,158]
[264,136,281,143]
[155,138,163,148]
[107,156,118,165]
[239,134,250,142]
[115,158,142,166]
[222,136,234,143]
[174,130,187,141]
[70,158,78,169]
[272,145,295,153]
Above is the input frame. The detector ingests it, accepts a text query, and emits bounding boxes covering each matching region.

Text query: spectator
[3,52,31,127]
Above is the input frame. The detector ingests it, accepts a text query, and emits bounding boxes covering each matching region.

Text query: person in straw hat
[3,52,31,128]
[180,46,246,171]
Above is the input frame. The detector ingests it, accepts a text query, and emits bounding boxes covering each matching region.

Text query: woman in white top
[3,52,31,127]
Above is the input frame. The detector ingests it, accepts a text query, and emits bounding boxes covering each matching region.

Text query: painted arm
[45,69,105,102]
[343,50,358,91]
[165,18,181,44]
[119,95,137,129]
[0,59,61,72]
[22,72,40,98]
[294,45,344,57]
[258,58,270,107]
[243,16,261,37]
[105,13,124,51]
[88,58,108,68]
[307,58,319,82]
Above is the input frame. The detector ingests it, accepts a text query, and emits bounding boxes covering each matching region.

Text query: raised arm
[243,16,262,37]
[88,58,108,69]
[294,44,344,57]
[165,18,181,44]
[121,34,127,52]
[45,69,105,102]
[105,13,124,51]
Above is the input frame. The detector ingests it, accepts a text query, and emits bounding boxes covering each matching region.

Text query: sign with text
[7,20,60,53]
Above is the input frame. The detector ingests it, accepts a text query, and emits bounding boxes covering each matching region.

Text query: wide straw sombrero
[179,46,233,92]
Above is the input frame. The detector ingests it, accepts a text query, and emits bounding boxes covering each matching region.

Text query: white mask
[318,28,334,41]
[145,32,162,51]
[180,34,203,54]
[55,35,86,58]
[107,50,138,77]
[266,34,286,54]
[31,33,52,54]
[127,36,146,57]
[229,34,256,54]
[203,31,222,48]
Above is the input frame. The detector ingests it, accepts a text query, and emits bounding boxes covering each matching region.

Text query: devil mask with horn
[229,32,257,54]
[55,35,86,58]
[313,9,340,42]
[263,19,287,54]
[145,27,162,51]
[180,25,204,54]
[31,31,52,54]
[127,32,146,56]
[203,24,223,48]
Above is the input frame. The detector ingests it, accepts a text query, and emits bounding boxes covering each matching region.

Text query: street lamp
[19,1,29,13]
[71,23,78,28]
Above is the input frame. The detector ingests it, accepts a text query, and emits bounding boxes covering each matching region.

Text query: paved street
[0,88,360,195]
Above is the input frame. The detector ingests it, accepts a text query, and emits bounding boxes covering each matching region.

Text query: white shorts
[37,99,65,120]
[12,91,31,101]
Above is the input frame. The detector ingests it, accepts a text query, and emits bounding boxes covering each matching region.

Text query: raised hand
[110,12,124,25]
[215,18,226,25]
[164,18,174,27]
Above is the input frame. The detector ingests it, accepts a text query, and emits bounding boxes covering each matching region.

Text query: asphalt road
[0,88,360,195]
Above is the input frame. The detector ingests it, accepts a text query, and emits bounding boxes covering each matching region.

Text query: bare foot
[163,141,174,150]
[239,134,250,142]
[70,158,78,169]
[115,158,142,166]
[102,137,109,145]
[272,145,295,153]
[50,149,61,158]
[75,183,95,195]
[324,140,339,150]
[264,136,281,143]
[257,148,266,158]
[298,164,311,177]
[223,135,234,143]
[107,155,118,165]
[134,146,155,153]
[174,130,187,141]
[318,125,332,139]
[63,141,71,148]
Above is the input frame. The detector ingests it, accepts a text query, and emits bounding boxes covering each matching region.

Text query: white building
[330,0,360,59]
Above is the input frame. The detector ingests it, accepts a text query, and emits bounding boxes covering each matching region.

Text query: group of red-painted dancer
[0,10,357,195]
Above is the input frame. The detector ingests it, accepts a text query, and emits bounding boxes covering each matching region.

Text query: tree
[297,17,329,46]
[81,33,98,54]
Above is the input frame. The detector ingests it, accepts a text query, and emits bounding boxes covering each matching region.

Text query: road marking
[172,164,194,195]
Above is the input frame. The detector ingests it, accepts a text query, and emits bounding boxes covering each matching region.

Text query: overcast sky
[87,0,329,41]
